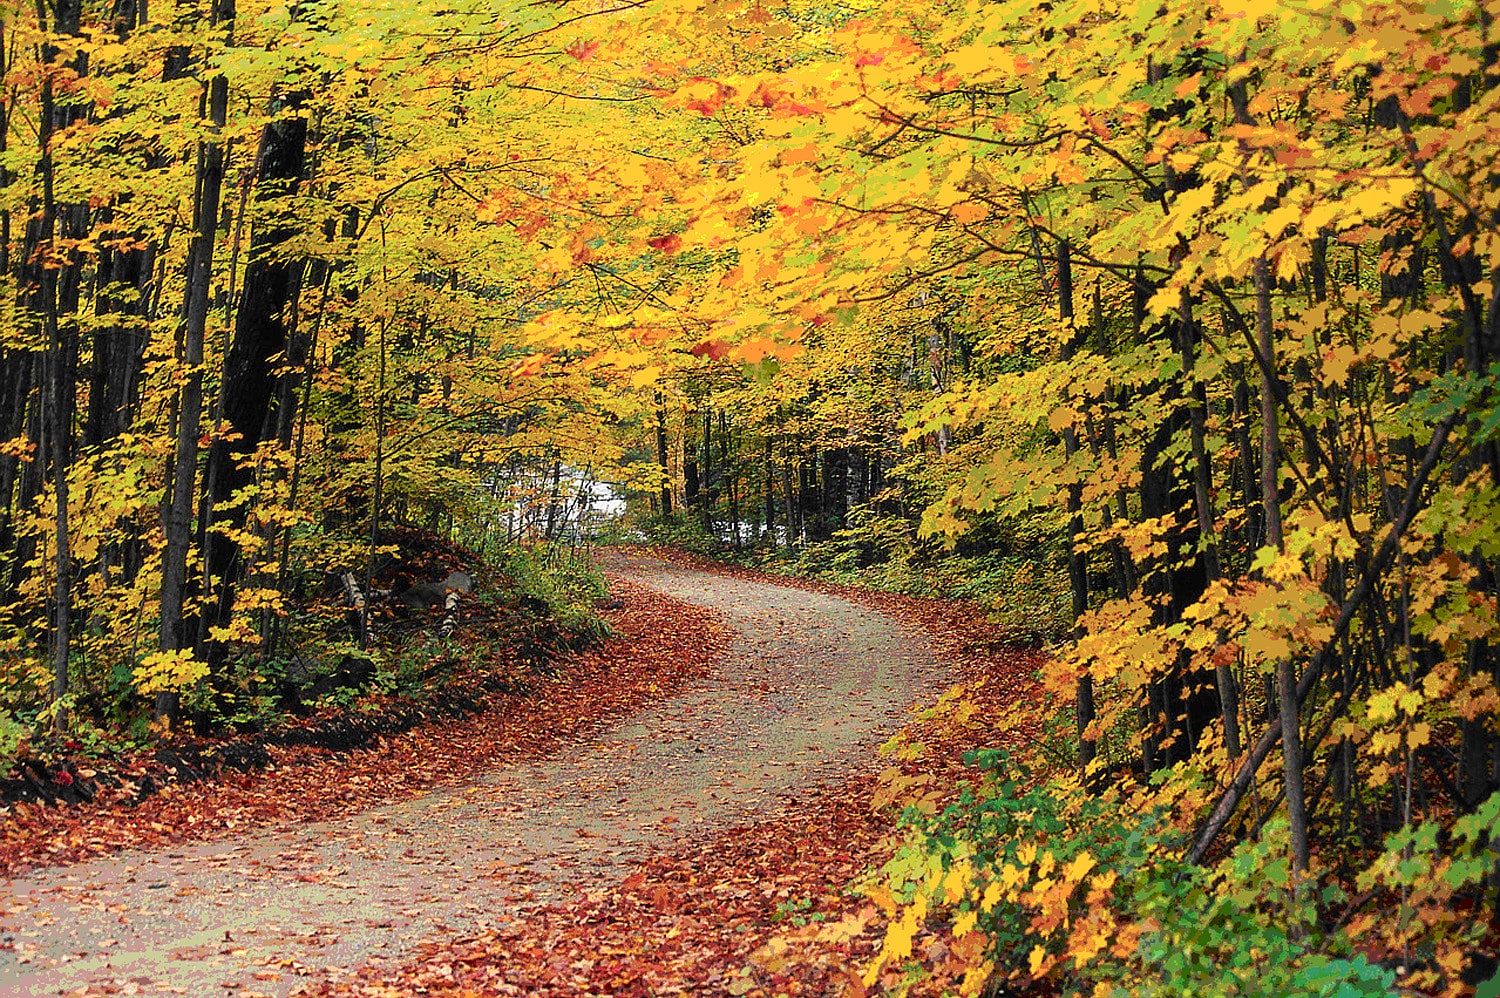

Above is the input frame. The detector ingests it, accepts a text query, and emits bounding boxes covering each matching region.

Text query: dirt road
[0,553,952,997]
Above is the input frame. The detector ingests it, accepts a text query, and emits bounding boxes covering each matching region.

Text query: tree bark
[1258,254,1308,872]
[654,392,672,515]
[1057,240,1095,767]
[202,105,308,638]
[159,0,234,724]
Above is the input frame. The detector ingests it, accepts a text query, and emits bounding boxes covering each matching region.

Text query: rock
[397,571,473,611]
[308,654,377,698]
[396,582,446,610]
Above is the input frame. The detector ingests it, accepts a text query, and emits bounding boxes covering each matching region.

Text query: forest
[1,0,1499,994]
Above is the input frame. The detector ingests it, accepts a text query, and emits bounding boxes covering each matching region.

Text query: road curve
[0,553,951,997]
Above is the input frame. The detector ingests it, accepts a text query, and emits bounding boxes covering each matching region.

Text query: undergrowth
[1,535,611,776]
[633,504,1073,643]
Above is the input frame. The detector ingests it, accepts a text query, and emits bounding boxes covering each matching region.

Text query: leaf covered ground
[297,552,1044,997]
[0,579,727,878]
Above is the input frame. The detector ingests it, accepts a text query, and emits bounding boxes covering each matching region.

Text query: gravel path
[0,553,952,997]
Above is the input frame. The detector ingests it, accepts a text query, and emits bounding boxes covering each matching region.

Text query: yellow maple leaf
[1063,851,1096,884]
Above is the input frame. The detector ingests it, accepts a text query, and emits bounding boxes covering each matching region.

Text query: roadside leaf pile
[0,581,725,877]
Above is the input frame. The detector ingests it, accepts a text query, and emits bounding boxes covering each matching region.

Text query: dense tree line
[0,0,635,740]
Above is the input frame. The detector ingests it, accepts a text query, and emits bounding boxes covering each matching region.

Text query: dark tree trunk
[720,412,739,547]
[684,410,700,513]
[1058,240,1095,768]
[159,0,235,724]
[781,437,797,546]
[202,109,308,637]
[763,437,775,543]
[700,408,714,535]
[655,393,672,515]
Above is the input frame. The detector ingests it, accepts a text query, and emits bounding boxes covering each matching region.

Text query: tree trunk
[1178,290,1241,757]
[763,436,775,543]
[202,106,308,638]
[159,0,235,724]
[1057,240,1095,768]
[655,392,672,515]
[720,412,739,548]
[1257,255,1310,873]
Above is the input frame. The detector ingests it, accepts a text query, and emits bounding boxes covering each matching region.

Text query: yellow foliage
[132,650,209,696]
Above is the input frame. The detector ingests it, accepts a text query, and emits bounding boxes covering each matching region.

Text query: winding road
[0,554,952,997]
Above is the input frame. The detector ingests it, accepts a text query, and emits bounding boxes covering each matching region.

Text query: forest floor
[0,551,1037,997]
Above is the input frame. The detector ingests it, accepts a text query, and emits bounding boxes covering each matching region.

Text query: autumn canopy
[1,0,1499,992]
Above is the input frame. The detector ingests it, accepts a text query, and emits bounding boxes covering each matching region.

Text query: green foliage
[0,710,28,767]
[492,544,610,642]
[743,504,1072,642]
[636,512,723,556]
[771,896,828,927]
[869,752,1421,997]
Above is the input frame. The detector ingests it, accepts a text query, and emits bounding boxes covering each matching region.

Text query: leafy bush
[740,504,1072,641]
[865,750,1500,997]
[493,543,610,641]
[0,709,27,767]
[636,511,722,555]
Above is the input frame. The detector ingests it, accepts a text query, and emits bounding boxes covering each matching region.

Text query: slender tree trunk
[1179,291,1242,757]
[160,2,234,724]
[27,0,89,731]
[544,456,563,540]
[701,408,714,535]
[683,408,700,514]
[781,436,796,547]
[1257,255,1310,872]
[720,412,739,548]
[654,392,672,515]
[366,309,387,595]
[763,436,775,543]
[1057,240,1095,767]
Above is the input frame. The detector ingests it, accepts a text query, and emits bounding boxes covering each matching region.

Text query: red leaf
[647,233,682,255]
[690,339,732,361]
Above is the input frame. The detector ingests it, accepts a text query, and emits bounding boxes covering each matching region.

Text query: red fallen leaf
[54,769,73,786]
[564,39,599,61]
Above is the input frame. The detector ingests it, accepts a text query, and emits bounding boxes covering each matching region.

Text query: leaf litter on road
[296,553,1043,998]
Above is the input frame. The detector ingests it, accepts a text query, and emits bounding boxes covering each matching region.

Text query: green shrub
[0,709,28,767]
[636,511,721,555]
[493,543,610,642]
[859,751,1493,998]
